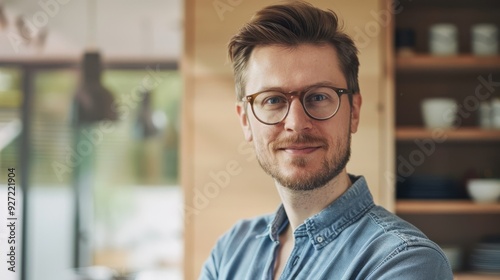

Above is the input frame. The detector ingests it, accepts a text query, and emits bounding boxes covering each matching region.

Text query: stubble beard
[256,132,351,191]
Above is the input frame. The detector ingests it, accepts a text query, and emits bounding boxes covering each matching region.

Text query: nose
[283,98,312,132]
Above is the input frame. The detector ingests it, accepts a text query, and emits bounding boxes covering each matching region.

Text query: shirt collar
[256,204,288,242]
[262,175,375,249]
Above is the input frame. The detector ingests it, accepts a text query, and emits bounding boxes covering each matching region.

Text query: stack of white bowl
[470,238,500,274]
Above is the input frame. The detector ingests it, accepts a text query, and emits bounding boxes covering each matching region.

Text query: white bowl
[421,98,457,128]
[467,179,500,203]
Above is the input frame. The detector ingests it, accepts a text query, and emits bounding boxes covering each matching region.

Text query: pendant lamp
[73,0,116,125]
[73,51,117,124]
[134,90,159,139]
[0,4,7,31]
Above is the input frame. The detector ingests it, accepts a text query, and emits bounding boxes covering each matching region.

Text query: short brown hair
[228,1,360,101]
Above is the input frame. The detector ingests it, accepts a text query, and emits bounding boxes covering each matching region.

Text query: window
[0,63,183,280]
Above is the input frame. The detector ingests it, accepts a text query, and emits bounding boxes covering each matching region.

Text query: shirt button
[316,236,324,243]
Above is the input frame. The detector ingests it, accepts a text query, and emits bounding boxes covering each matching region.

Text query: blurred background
[0,0,499,280]
[0,0,183,279]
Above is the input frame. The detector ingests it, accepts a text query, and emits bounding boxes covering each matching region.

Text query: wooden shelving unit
[397,200,500,214]
[392,1,500,278]
[454,273,500,280]
[396,127,500,142]
[396,55,500,71]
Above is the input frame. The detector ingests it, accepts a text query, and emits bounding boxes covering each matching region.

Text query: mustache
[271,133,328,149]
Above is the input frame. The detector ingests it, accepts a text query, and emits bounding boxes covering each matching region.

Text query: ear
[350,93,362,134]
[236,102,253,142]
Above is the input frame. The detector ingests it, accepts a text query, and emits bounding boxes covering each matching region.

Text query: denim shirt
[200,175,453,280]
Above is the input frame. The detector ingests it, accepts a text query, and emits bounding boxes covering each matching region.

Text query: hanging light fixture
[72,0,117,125]
[134,89,161,139]
[73,51,117,124]
[15,15,32,44]
[0,4,7,31]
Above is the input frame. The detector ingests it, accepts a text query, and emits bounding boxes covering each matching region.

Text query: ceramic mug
[472,24,498,56]
[429,24,458,55]
[421,98,458,128]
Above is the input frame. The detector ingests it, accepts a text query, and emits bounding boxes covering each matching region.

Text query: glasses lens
[252,91,289,124]
[303,87,340,119]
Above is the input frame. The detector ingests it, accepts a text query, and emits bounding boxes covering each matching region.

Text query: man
[200,1,453,279]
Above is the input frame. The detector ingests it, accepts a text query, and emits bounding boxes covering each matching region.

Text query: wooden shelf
[396,127,500,142]
[0,56,177,69]
[454,272,500,280]
[396,55,500,72]
[396,200,500,214]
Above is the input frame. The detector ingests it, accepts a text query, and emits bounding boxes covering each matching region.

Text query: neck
[276,171,352,231]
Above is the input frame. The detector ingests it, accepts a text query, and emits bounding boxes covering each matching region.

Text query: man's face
[236,44,361,191]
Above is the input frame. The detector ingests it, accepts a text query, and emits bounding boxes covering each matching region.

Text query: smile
[280,146,321,154]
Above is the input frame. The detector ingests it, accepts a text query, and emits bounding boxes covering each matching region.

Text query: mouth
[278,145,322,155]
[273,134,327,155]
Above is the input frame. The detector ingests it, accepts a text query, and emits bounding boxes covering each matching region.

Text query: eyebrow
[256,81,345,93]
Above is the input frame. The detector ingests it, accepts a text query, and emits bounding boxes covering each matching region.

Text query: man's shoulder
[366,206,428,239]
[363,205,445,254]
[353,206,453,279]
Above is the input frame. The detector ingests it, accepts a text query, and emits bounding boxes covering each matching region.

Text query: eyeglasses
[242,85,352,125]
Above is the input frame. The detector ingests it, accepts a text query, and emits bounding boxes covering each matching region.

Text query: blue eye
[304,88,338,110]
[256,94,288,111]
[309,94,328,102]
[261,94,287,106]
[265,96,284,104]
[306,92,331,103]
